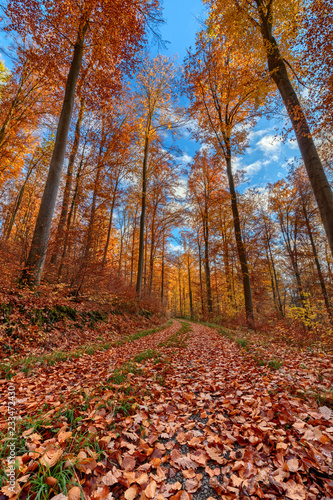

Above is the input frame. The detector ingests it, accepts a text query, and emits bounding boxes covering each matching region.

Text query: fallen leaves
[1,321,333,500]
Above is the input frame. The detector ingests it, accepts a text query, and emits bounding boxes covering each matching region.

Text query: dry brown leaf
[174,456,197,469]
[46,476,57,486]
[40,447,63,468]
[287,458,299,472]
[145,480,157,498]
[182,469,196,479]
[124,485,139,500]
[136,473,149,485]
[185,478,199,493]
[231,474,242,487]
[76,458,97,473]
[68,486,81,500]
[91,485,111,500]
[123,456,136,471]
[1,482,22,499]
[101,471,119,486]
[22,428,34,437]
[205,446,225,464]
[58,431,73,443]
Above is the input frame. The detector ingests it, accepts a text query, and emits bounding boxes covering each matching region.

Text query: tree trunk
[136,135,149,299]
[178,261,182,316]
[149,208,157,296]
[161,231,165,303]
[102,183,118,265]
[57,152,84,280]
[257,4,333,257]
[225,154,254,328]
[51,95,85,265]
[4,158,38,240]
[187,253,194,319]
[130,207,138,285]
[21,22,88,286]
[198,238,205,316]
[202,195,213,314]
[302,203,333,319]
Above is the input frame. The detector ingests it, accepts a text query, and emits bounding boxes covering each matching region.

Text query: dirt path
[1,321,333,500]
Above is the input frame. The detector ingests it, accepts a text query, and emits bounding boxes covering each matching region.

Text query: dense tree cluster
[0,0,333,335]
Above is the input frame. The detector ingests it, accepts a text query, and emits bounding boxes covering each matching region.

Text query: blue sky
[0,0,301,193]
[156,0,301,193]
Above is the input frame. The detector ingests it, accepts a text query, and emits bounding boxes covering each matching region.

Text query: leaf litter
[1,321,333,499]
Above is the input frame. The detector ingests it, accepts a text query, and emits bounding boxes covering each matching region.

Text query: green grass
[159,321,190,349]
[267,358,283,370]
[236,337,248,349]
[116,319,172,346]
[133,349,160,363]
[1,340,114,379]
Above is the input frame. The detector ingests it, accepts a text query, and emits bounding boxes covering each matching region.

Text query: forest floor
[1,318,333,500]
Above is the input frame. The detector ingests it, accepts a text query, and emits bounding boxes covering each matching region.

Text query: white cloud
[231,157,243,174]
[168,243,182,253]
[242,159,270,176]
[174,177,188,199]
[256,134,282,161]
[248,128,273,141]
[178,152,192,165]
[287,138,298,150]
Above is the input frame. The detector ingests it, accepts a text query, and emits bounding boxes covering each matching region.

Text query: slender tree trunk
[198,238,205,316]
[51,95,85,265]
[187,253,194,319]
[130,207,138,285]
[201,193,213,314]
[267,236,283,317]
[161,231,165,303]
[178,261,182,316]
[225,153,254,328]
[21,22,88,286]
[83,163,102,264]
[302,204,333,319]
[0,69,27,150]
[136,135,149,299]
[149,210,156,296]
[102,184,118,265]
[4,160,36,240]
[257,5,333,257]
[57,154,84,279]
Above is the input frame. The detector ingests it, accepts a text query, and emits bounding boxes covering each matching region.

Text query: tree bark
[136,135,149,299]
[198,237,205,316]
[51,95,85,265]
[225,154,255,328]
[161,231,165,303]
[21,22,88,286]
[102,182,119,265]
[187,252,194,318]
[302,203,333,320]
[256,2,333,257]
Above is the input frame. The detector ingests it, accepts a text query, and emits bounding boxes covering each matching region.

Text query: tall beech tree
[205,0,333,259]
[133,55,181,299]
[6,0,160,286]
[185,37,266,327]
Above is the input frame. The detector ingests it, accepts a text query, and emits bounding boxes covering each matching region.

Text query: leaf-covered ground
[1,321,333,500]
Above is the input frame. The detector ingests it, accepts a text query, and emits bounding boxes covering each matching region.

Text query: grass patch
[267,358,283,370]
[236,337,249,349]
[159,322,190,348]
[0,340,113,379]
[116,320,172,346]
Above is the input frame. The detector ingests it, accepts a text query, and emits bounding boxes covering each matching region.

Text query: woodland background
[0,0,333,348]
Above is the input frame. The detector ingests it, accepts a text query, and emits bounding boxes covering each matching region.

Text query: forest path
[1,321,333,500]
